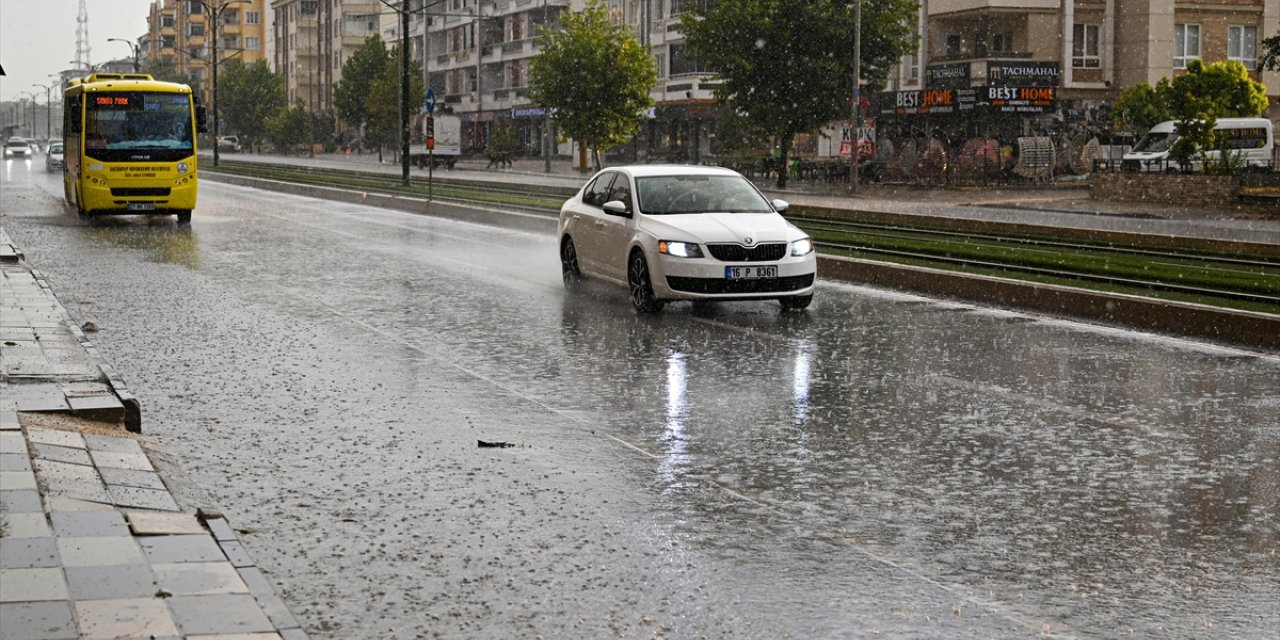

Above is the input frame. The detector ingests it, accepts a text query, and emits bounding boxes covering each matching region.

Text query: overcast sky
[1,0,156,103]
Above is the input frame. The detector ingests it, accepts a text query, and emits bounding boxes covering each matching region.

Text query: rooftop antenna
[75,0,91,70]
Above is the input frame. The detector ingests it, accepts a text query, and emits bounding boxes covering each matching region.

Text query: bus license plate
[726,265,777,280]
[127,203,156,212]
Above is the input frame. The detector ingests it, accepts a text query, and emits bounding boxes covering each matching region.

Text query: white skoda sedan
[559,165,816,312]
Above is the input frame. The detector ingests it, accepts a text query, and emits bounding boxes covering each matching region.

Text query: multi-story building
[876,0,1279,145]
[381,0,719,158]
[144,0,270,108]
[271,0,379,116]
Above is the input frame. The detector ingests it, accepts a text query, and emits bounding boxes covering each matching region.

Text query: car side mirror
[772,199,790,213]
[603,200,630,216]
[195,105,208,134]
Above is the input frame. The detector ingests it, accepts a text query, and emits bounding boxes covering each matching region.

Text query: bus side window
[66,96,81,134]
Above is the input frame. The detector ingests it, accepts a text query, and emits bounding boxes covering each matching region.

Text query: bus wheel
[175,210,192,224]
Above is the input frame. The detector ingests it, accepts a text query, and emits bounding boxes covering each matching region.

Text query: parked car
[4,138,33,159]
[558,165,817,312]
[45,142,64,172]
[217,135,241,152]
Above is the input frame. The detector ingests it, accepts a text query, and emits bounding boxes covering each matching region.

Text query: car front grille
[667,273,814,295]
[706,243,787,262]
[110,187,171,197]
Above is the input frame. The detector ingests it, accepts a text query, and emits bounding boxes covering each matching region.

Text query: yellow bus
[62,73,206,223]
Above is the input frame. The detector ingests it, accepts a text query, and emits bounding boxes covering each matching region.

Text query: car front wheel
[628,251,664,313]
[561,236,582,289]
[780,294,812,311]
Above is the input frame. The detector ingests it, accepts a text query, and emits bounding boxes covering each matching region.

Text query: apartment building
[877,0,1279,144]
[144,0,270,108]
[270,0,380,115]
[378,0,718,158]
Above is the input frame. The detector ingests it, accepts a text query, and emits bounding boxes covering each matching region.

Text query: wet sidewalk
[0,231,307,640]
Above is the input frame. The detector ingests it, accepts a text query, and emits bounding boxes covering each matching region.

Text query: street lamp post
[108,38,140,72]
[197,0,249,167]
[32,84,53,141]
[849,0,862,194]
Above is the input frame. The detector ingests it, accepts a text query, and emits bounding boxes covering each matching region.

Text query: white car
[3,138,33,159]
[45,142,65,172]
[559,165,817,312]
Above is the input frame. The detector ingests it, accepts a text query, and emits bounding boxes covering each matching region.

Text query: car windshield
[1132,131,1177,153]
[6,140,28,148]
[635,175,774,215]
[50,144,63,154]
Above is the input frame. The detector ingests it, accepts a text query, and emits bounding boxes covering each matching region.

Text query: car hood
[641,212,799,244]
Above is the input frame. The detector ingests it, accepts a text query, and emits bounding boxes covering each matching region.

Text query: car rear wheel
[561,236,583,289]
[779,294,812,311]
[628,251,664,313]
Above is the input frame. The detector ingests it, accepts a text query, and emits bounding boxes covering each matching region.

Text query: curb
[204,171,1278,352]
[25,267,144,432]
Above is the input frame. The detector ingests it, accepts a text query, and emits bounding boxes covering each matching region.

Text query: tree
[1166,60,1269,166]
[267,100,312,154]
[1112,80,1171,133]
[216,59,286,152]
[529,0,657,171]
[335,36,392,152]
[680,0,918,188]
[1261,32,1280,71]
[334,37,423,160]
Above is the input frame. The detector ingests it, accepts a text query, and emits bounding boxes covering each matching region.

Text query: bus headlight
[177,162,189,174]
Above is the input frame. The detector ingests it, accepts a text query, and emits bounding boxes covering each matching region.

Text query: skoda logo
[744,236,755,246]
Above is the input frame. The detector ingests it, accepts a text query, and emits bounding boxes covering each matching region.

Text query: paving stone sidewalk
[1,230,307,640]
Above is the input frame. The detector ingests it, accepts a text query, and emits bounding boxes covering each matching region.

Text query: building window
[245,11,260,25]
[187,0,202,15]
[1073,23,1100,68]
[669,43,708,76]
[161,35,176,49]
[510,63,522,88]
[991,32,1013,54]
[189,23,205,37]
[161,14,175,28]
[1228,25,1258,70]
[945,34,962,56]
[655,52,666,79]
[1174,23,1200,69]
[246,36,260,51]
[904,48,920,82]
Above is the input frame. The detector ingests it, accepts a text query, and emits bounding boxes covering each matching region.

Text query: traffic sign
[425,88,436,114]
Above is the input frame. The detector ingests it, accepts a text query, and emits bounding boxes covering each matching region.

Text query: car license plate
[725,265,778,280]
[127,203,156,212]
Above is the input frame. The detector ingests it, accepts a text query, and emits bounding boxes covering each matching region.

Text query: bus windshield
[1131,131,1177,154]
[85,92,193,156]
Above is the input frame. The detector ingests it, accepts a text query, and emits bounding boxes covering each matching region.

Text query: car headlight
[658,240,704,258]
[790,237,814,256]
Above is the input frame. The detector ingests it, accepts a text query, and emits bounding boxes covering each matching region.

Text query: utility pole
[542,0,551,173]
[32,84,53,141]
[849,0,861,194]
[199,0,249,167]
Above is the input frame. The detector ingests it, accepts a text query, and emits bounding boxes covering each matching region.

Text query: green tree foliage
[216,59,286,151]
[680,0,918,188]
[529,0,657,170]
[1113,60,1268,169]
[335,37,423,157]
[1261,32,1280,71]
[267,100,312,154]
[335,36,391,148]
[1112,80,1171,133]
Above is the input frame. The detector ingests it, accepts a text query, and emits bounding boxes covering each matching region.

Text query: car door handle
[594,220,607,227]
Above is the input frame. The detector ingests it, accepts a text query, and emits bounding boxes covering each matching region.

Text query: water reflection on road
[4,162,1275,638]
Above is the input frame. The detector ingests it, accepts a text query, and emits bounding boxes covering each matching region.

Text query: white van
[1122,117,1274,172]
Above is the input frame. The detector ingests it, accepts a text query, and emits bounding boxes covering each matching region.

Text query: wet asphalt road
[2,159,1278,639]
